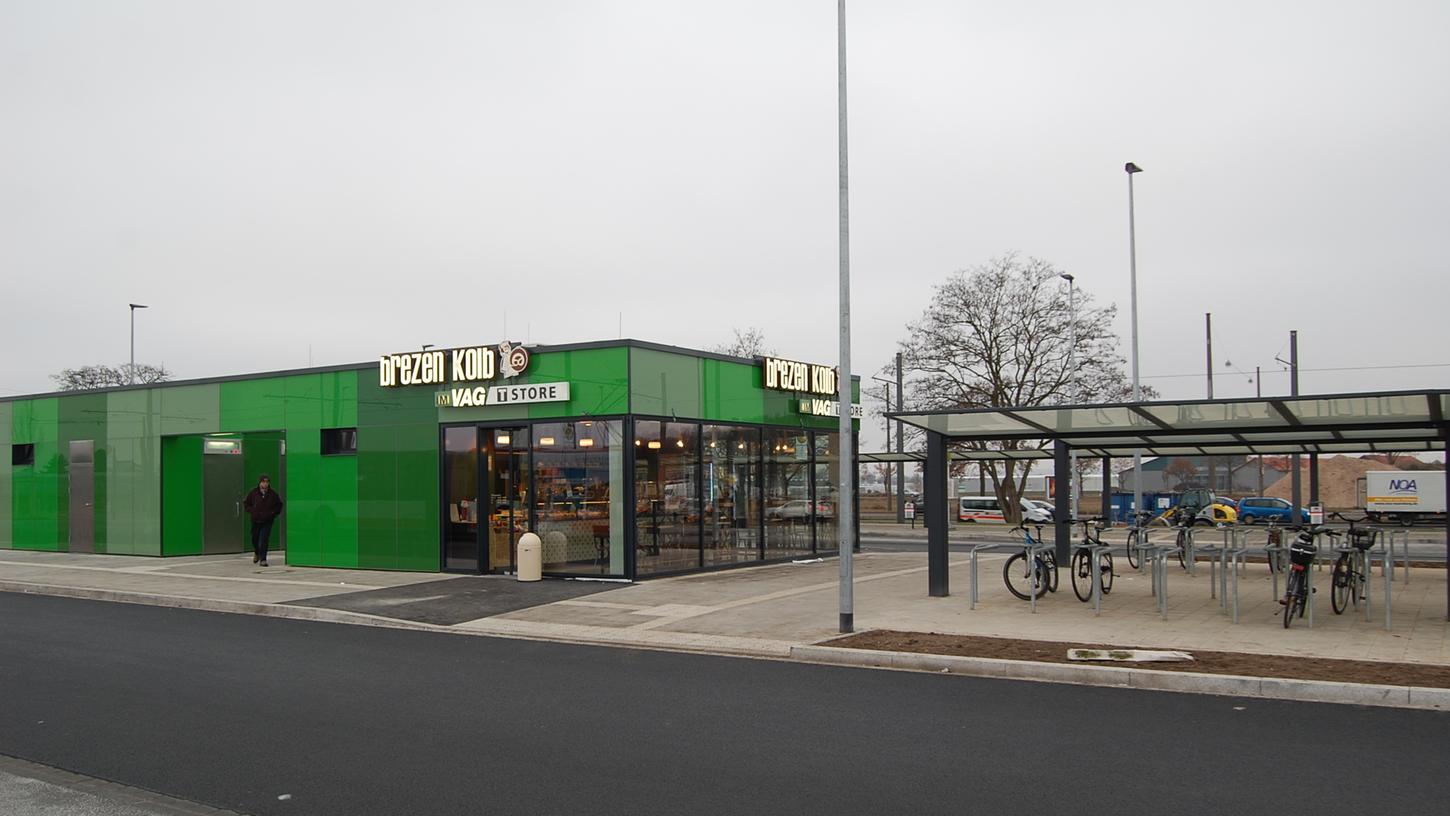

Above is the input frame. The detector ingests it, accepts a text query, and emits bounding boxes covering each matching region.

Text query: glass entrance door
[485,427,530,572]
[443,427,481,571]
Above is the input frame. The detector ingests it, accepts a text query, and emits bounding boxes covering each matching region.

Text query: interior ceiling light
[496,434,511,446]
[648,441,662,449]
[540,437,556,446]
[579,438,595,447]
[676,439,685,448]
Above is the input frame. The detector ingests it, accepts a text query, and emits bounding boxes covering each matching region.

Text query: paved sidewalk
[1,546,1445,667]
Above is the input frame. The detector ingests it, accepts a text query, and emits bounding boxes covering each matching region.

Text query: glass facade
[533,420,624,575]
[702,425,761,567]
[764,429,814,559]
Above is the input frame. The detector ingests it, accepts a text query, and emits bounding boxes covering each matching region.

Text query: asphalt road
[2,593,1448,816]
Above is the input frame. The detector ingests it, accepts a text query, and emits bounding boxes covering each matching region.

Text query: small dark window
[12,443,35,467]
[321,427,358,456]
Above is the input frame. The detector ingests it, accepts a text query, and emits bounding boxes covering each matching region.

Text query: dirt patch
[825,630,1450,688]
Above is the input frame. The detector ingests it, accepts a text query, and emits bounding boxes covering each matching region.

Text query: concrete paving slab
[289,576,617,625]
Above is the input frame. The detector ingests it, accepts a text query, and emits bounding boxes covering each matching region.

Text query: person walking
[243,474,284,567]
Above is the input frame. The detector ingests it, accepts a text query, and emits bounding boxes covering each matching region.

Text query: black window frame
[11,443,35,467]
[320,427,358,456]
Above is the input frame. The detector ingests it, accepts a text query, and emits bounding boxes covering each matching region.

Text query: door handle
[236,501,241,518]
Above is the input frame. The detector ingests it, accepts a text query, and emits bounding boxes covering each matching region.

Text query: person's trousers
[250,519,274,562]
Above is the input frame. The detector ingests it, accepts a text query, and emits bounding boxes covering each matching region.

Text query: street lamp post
[836,0,854,634]
[1060,272,1077,520]
[1125,162,1143,522]
[128,303,148,385]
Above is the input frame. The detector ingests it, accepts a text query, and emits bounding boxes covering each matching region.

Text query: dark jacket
[243,486,284,523]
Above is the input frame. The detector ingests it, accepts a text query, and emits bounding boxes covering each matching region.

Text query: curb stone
[790,644,1449,711]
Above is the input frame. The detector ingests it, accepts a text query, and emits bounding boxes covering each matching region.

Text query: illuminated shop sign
[435,382,571,408]
[379,342,530,388]
[762,356,838,396]
[798,398,864,419]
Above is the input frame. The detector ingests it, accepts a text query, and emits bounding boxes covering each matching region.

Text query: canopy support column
[1054,440,1071,561]
[1309,452,1320,506]
[1100,456,1112,521]
[926,430,949,597]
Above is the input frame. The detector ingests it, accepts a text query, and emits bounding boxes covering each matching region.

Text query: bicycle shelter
[885,389,1450,620]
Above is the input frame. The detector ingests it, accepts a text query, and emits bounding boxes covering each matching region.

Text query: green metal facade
[0,342,857,571]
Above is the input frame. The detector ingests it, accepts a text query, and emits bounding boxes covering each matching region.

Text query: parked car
[766,500,831,521]
[1235,496,1310,525]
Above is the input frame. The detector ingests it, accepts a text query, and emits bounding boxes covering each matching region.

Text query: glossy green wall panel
[0,402,11,549]
[630,349,702,418]
[701,358,766,424]
[287,371,357,428]
[219,378,287,432]
[283,427,358,568]
[11,399,63,551]
[161,435,204,556]
[105,391,162,556]
[356,377,438,571]
[160,385,220,436]
[527,347,629,419]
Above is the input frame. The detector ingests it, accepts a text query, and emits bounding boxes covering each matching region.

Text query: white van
[958,496,1053,524]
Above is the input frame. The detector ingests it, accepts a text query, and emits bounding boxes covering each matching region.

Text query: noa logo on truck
[1387,478,1418,495]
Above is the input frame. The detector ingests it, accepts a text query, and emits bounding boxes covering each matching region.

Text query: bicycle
[1282,525,1340,628]
[1002,524,1059,601]
[1328,513,1376,615]
[1170,512,1194,570]
[1070,517,1115,602]
[1124,510,1155,570]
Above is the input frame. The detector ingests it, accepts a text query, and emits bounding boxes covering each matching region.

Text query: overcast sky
[3,0,1447,451]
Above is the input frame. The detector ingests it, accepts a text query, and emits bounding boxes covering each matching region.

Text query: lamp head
[1059,272,1074,283]
[129,303,148,310]
[1125,162,1143,174]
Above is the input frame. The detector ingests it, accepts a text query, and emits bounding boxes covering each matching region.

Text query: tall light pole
[1125,162,1143,521]
[1060,272,1077,519]
[836,0,855,634]
[128,303,148,385]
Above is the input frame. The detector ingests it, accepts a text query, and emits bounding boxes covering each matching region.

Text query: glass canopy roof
[884,390,1449,452]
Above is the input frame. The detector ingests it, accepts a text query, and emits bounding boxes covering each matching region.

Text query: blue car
[1235,497,1310,524]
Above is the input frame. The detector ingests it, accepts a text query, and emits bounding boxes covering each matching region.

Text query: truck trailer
[1361,471,1446,525]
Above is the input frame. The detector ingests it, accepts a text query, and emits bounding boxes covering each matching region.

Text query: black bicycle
[1003,524,1059,601]
[1329,513,1376,615]
[1124,510,1155,570]
[1282,526,1340,628]
[1264,517,1287,574]
[1070,518,1115,602]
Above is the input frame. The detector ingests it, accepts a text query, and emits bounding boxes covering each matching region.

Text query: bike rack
[967,541,1013,610]
[1071,539,1114,616]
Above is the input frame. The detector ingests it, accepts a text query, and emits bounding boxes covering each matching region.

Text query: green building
[0,340,859,580]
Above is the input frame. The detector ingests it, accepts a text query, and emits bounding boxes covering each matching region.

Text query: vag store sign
[379,342,530,388]
[435,382,571,408]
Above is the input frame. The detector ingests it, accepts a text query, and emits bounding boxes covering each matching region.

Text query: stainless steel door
[68,440,95,553]
[202,449,246,554]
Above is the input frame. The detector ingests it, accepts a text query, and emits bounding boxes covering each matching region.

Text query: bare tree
[1164,458,1199,491]
[712,327,775,359]
[897,253,1148,524]
[52,363,172,391]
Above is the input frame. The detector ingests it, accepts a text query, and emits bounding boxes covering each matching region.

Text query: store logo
[379,342,530,388]
[763,356,838,397]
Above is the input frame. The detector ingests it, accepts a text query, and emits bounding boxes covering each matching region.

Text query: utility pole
[835,0,854,634]
[128,303,148,385]
[1256,365,1264,495]
[1125,162,1144,521]
[1289,331,1301,521]
[1206,313,1215,493]
[895,351,905,525]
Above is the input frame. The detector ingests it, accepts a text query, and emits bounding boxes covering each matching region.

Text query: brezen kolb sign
[379,341,531,388]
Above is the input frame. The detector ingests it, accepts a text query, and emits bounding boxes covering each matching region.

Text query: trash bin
[517,532,542,582]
